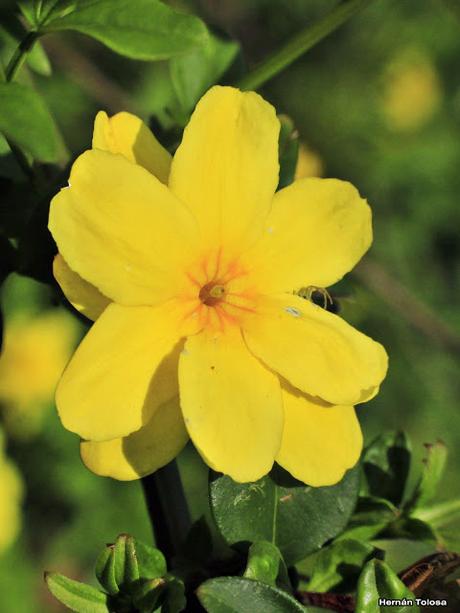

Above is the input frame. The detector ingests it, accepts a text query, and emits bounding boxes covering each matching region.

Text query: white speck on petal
[267,226,274,234]
[181,348,189,356]
[285,306,301,317]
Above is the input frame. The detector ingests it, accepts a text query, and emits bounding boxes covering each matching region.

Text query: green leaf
[338,496,398,542]
[95,545,118,595]
[0,25,51,76]
[132,577,166,612]
[0,82,58,162]
[18,2,38,28]
[413,497,460,529]
[244,541,281,586]
[45,572,110,613]
[134,538,166,580]
[197,577,306,613]
[161,575,186,613]
[27,39,52,75]
[170,31,239,116]
[306,539,379,592]
[278,115,299,189]
[356,559,419,613]
[361,432,411,506]
[406,441,447,512]
[35,0,78,24]
[43,0,209,61]
[210,464,359,566]
[382,517,438,543]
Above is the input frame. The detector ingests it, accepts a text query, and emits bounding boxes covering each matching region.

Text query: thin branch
[354,258,460,355]
[42,36,137,113]
[237,0,370,91]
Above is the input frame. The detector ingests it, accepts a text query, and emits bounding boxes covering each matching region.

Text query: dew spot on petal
[285,306,301,317]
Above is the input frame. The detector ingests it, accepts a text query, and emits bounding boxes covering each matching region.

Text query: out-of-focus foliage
[0,0,459,611]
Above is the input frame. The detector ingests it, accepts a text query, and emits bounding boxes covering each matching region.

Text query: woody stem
[141,460,191,565]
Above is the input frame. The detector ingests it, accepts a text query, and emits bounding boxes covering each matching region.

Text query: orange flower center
[181,249,257,333]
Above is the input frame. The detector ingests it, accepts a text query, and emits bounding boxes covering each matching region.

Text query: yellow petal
[53,254,110,321]
[80,397,188,480]
[244,178,372,291]
[243,294,388,406]
[57,302,188,442]
[276,384,362,486]
[92,111,171,183]
[179,327,283,482]
[169,86,280,251]
[49,149,198,306]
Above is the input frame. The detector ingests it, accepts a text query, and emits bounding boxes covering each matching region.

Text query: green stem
[237,0,370,91]
[4,30,39,82]
[141,460,191,566]
[3,30,41,180]
[413,499,460,528]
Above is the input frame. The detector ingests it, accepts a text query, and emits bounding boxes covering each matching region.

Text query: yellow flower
[0,310,79,437]
[382,48,442,132]
[49,86,388,486]
[0,430,23,552]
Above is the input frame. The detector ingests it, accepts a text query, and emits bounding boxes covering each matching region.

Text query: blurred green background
[0,0,459,611]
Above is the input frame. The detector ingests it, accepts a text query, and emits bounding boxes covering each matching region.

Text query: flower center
[199,282,226,307]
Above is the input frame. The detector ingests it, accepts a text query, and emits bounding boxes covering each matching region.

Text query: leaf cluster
[46,437,460,612]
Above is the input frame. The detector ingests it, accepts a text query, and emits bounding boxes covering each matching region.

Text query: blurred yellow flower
[0,430,23,553]
[383,49,442,132]
[49,86,388,486]
[295,143,323,180]
[0,311,79,437]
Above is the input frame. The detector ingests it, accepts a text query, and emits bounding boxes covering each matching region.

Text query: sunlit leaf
[356,559,419,613]
[42,0,209,61]
[210,465,359,566]
[45,572,110,613]
[306,539,380,593]
[197,577,306,613]
[244,541,282,586]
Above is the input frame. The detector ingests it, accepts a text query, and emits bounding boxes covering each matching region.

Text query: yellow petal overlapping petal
[80,397,188,480]
[53,254,110,321]
[57,302,191,442]
[93,111,171,183]
[244,178,372,292]
[169,86,280,251]
[179,327,283,482]
[276,385,363,486]
[49,149,199,306]
[243,294,388,406]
